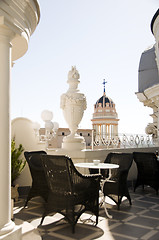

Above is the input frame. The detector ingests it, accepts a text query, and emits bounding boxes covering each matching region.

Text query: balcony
[13,185,159,239]
[11,118,159,239]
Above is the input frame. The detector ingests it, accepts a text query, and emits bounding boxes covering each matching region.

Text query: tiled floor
[13,186,159,240]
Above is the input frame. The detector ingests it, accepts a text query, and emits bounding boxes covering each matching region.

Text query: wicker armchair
[24,151,49,207]
[133,152,159,194]
[103,152,133,209]
[40,154,101,233]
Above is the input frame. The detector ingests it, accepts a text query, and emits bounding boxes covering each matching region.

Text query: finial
[102,79,107,95]
[68,66,80,81]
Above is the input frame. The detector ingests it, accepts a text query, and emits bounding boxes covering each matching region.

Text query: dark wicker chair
[40,154,101,233]
[133,152,159,194]
[103,152,133,210]
[24,151,49,207]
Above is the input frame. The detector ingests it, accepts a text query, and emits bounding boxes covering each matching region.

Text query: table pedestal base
[99,179,113,219]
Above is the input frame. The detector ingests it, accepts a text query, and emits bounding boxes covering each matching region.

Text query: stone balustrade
[92,133,154,149]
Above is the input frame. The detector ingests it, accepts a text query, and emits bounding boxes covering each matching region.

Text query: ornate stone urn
[60,66,87,150]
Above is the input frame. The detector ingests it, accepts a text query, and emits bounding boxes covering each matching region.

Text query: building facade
[136,9,159,142]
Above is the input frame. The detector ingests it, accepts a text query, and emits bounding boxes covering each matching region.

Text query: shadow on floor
[14,186,159,240]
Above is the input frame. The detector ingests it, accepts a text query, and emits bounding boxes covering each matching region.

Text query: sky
[11,0,159,135]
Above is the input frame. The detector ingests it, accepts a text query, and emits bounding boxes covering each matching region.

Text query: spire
[102,79,107,96]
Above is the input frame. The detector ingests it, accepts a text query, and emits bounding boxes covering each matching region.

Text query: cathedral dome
[91,80,119,141]
[92,87,118,120]
[95,95,114,108]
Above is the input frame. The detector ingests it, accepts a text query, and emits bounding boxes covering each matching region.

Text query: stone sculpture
[60,66,87,150]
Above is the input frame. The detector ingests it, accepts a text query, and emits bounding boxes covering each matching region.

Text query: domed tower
[91,80,119,140]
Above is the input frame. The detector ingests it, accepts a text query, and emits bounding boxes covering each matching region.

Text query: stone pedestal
[62,133,86,151]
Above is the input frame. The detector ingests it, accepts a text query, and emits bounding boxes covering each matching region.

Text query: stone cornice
[144,84,159,99]
[136,92,155,108]
[135,92,147,102]
[136,84,159,109]
[91,119,119,124]
[33,0,40,24]
[0,0,40,60]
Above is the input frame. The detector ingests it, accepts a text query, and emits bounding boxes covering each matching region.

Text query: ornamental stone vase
[60,66,87,150]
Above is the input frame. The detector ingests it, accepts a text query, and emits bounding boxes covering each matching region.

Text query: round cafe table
[75,161,119,218]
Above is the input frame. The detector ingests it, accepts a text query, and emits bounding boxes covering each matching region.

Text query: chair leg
[24,195,31,207]
[24,188,34,207]
[72,224,75,234]
[95,209,99,225]
[96,216,98,225]
[40,211,46,225]
[127,193,132,206]
[95,200,99,225]
[134,183,138,192]
[24,199,28,208]
[117,196,121,210]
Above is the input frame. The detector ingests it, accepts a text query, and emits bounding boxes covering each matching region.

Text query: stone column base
[0,225,21,240]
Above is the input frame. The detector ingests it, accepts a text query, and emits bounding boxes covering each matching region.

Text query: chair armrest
[73,163,101,180]
[73,173,101,193]
[72,171,101,192]
[109,169,128,181]
[78,173,101,183]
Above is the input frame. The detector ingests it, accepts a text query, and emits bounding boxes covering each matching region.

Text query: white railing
[92,133,155,149]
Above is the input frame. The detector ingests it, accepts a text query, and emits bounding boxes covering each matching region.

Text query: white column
[113,125,117,136]
[101,124,103,138]
[110,125,112,138]
[108,124,110,137]
[111,125,113,138]
[106,124,108,137]
[95,125,98,141]
[0,25,17,237]
[103,124,105,138]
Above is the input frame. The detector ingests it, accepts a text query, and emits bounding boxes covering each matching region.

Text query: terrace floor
[13,186,159,240]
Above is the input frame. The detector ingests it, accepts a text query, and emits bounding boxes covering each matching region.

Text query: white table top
[75,162,119,169]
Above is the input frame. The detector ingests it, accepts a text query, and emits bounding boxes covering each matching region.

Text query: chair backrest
[105,152,133,170]
[41,154,93,195]
[24,151,47,180]
[24,151,47,167]
[105,152,133,178]
[133,152,159,177]
[41,155,76,194]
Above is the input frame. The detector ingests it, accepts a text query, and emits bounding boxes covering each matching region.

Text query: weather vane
[102,79,107,95]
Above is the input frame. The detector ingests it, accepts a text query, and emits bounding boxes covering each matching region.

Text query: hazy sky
[11,0,159,134]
